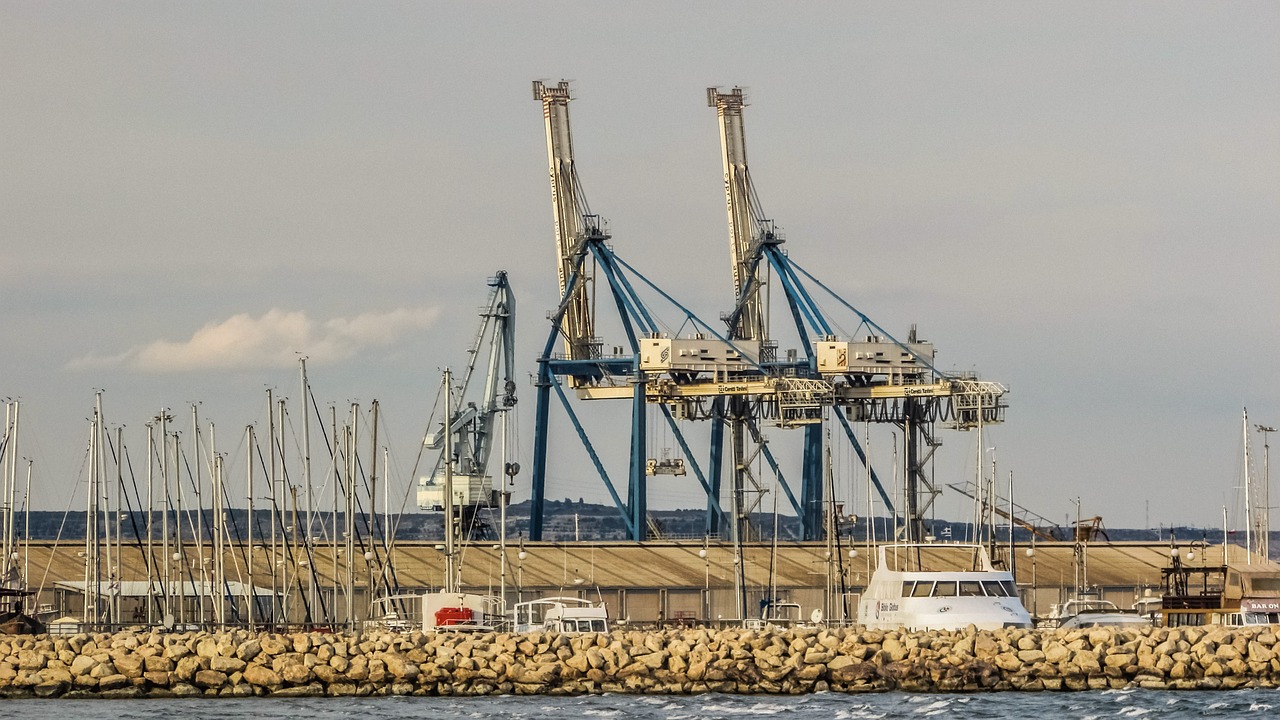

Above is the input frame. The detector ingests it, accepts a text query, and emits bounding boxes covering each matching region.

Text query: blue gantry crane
[526,81,1008,545]
[528,81,751,541]
[705,87,1008,543]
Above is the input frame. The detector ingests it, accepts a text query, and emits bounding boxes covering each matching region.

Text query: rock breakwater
[2,624,1278,698]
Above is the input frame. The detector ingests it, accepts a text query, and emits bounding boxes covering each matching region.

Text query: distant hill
[15,501,1253,552]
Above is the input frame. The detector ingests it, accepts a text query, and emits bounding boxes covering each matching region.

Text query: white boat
[857,542,1033,631]
[370,590,506,633]
[743,599,821,630]
[512,596,608,634]
[1046,597,1152,629]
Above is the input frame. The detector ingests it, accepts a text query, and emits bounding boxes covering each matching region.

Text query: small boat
[857,542,1032,631]
[370,590,506,633]
[512,596,608,634]
[1045,597,1152,629]
[744,599,820,630]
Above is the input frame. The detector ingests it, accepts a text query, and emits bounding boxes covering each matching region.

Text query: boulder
[243,664,282,688]
[194,669,228,689]
[280,664,314,685]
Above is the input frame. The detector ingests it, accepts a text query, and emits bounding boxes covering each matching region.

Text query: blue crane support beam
[548,370,638,540]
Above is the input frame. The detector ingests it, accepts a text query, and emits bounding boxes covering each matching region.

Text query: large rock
[383,654,418,680]
[260,636,289,656]
[1043,642,1071,664]
[16,650,45,671]
[280,664,314,685]
[144,655,175,673]
[243,664,282,688]
[113,654,144,678]
[69,655,98,677]
[194,669,228,689]
[1248,641,1275,664]
[212,656,246,674]
[237,639,263,662]
[174,655,207,682]
[98,673,130,691]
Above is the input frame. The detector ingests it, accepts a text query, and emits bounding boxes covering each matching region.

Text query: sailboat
[1,400,43,634]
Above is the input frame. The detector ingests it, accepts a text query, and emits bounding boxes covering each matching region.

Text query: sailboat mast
[300,358,315,618]
[499,408,510,609]
[192,404,206,625]
[160,410,171,622]
[112,425,123,625]
[246,424,255,629]
[2,402,17,586]
[345,404,357,627]
[83,400,97,625]
[369,399,381,602]
[443,368,457,594]
[22,459,31,595]
[1245,408,1253,565]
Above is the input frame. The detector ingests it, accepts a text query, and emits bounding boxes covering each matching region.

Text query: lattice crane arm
[534,80,603,361]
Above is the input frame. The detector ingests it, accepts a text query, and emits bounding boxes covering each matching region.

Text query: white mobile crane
[417,272,517,518]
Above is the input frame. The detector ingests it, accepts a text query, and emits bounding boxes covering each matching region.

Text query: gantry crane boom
[708,87,776,343]
[534,80,603,362]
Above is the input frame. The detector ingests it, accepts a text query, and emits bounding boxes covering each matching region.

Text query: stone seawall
[2,624,1279,698]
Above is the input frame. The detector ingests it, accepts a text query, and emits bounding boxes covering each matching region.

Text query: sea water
[2,690,1277,719]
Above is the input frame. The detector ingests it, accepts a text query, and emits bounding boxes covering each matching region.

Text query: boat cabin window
[905,578,1018,598]
[909,581,933,597]
[981,581,1008,597]
[1249,578,1280,594]
[555,618,607,633]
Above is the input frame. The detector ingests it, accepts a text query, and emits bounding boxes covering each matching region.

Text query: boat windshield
[983,580,1017,597]
[556,618,607,633]
[902,579,1017,598]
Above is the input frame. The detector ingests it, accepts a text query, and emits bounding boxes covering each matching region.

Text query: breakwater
[2,624,1279,698]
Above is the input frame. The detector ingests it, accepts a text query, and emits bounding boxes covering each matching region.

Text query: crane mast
[708,87,775,344]
[534,80,604,363]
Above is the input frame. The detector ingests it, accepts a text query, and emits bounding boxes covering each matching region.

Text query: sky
[1,2,1277,531]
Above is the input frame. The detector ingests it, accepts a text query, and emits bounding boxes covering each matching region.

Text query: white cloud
[69,307,439,372]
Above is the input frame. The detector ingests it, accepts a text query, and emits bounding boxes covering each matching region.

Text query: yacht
[857,542,1033,631]
[1045,597,1152,629]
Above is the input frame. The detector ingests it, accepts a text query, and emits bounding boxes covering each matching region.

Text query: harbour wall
[2,624,1279,698]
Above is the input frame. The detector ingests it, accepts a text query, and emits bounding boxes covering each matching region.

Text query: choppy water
[2,690,1278,720]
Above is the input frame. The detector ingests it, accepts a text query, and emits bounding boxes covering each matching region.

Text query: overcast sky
[2,2,1277,532]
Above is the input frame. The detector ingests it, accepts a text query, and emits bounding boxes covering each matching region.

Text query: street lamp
[516,537,527,603]
[700,539,710,624]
